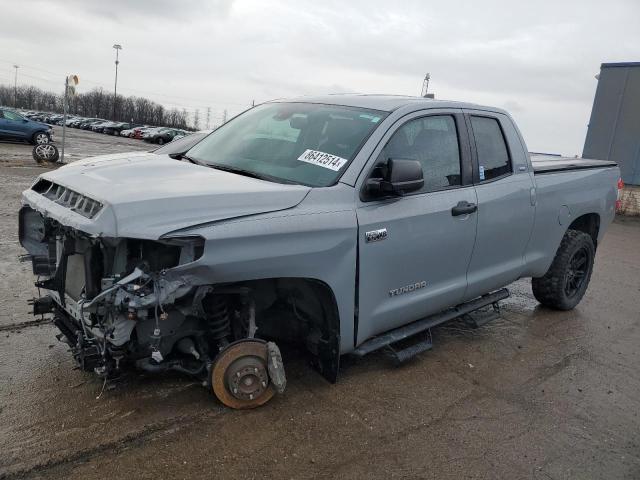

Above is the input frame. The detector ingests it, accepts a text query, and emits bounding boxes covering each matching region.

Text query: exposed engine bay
[18,204,293,409]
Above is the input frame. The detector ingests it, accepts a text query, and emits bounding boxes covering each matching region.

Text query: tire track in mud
[0,318,52,332]
[0,409,225,479]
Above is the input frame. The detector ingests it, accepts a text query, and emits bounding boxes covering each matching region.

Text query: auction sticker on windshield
[297,149,348,171]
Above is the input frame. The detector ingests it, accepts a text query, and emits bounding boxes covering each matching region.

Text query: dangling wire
[96,375,107,400]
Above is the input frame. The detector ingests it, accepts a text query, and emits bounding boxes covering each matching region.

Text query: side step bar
[386,329,433,365]
[352,288,509,358]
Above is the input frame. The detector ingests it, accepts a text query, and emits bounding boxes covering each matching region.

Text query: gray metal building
[583,62,640,185]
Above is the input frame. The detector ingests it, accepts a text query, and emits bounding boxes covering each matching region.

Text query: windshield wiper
[181,154,203,165]
[207,164,297,184]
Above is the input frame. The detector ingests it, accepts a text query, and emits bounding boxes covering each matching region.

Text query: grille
[32,179,103,219]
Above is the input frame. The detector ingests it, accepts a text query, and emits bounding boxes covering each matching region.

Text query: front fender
[165,208,358,354]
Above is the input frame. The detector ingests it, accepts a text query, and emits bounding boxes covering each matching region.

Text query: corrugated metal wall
[583,62,640,185]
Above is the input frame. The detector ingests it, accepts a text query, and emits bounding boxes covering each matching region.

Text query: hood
[22,153,311,239]
[63,150,151,168]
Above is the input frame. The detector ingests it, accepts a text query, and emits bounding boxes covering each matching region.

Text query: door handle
[451,201,477,216]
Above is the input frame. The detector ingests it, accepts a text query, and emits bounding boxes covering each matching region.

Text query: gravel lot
[0,127,149,167]
[0,130,639,479]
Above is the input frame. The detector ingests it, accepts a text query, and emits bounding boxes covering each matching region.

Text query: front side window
[381,115,461,193]
[470,116,511,181]
[3,110,23,121]
[188,102,386,186]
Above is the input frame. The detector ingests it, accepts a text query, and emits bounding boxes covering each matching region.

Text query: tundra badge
[365,228,387,243]
[389,281,427,297]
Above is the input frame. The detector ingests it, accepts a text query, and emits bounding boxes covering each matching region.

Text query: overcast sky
[1,0,639,154]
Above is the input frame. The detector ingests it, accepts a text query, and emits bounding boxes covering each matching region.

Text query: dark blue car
[0,108,53,144]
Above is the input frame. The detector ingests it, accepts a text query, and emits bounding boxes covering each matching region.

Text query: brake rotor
[211,339,275,409]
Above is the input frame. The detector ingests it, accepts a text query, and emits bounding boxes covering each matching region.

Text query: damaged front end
[19,204,286,408]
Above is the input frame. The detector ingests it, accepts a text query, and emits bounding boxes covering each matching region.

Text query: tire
[157,137,165,145]
[32,131,50,145]
[532,229,595,310]
[32,143,59,163]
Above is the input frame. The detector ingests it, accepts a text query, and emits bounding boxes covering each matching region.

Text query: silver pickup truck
[19,95,621,409]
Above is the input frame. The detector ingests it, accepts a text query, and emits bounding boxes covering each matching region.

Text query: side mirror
[366,158,424,196]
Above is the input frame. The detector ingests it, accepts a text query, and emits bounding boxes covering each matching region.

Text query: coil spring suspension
[206,295,230,341]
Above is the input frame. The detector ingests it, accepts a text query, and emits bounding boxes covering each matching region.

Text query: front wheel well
[567,213,600,249]
[214,278,341,383]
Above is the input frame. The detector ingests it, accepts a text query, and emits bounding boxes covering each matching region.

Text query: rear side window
[470,116,511,181]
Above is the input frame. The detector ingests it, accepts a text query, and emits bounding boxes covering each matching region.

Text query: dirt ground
[0,130,639,479]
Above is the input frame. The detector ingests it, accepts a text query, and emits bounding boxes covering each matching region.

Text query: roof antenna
[421,73,434,99]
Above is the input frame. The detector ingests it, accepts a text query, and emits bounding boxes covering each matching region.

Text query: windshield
[187,102,386,187]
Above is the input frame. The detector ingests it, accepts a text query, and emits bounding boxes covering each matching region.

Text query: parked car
[68,117,87,127]
[0,108,53,144]
[80,119,107,130]
[101,122,123,135]
[18,95,621,410]
[133,126,155,139]
[102,122,141,136]
[90,121,114,133]
[143,127,185,144]
[46,114,64,124]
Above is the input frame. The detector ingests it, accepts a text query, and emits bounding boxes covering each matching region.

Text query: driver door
[355,110,478,344]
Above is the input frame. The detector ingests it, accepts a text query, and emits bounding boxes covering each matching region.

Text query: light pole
[13,65,19,107]
[112,44,122,120]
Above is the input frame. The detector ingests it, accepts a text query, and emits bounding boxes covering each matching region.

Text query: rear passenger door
[462,111,535,300]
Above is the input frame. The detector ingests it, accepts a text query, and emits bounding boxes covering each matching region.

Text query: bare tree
[0,83,193,129]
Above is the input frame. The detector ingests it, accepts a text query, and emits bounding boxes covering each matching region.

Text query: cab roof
[269,94,507,115]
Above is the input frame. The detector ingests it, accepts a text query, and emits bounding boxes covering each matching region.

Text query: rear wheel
[157,137,165,145]
[532,229,595,310]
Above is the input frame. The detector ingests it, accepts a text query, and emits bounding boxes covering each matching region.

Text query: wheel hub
[225,356,269,401]
[565,246,589,297]
[211,339,276,409]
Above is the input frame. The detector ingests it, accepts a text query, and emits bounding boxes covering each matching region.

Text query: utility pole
[206,107,211,130]
[61,77,68,164]
[194,108,200,130]
[223,109,228,124]
[421,73,431,97]
[60,75,79,164]
[13,65,19,107]
[112,44,122,120]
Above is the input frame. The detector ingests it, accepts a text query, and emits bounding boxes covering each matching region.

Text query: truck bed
[530,154,617,174]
